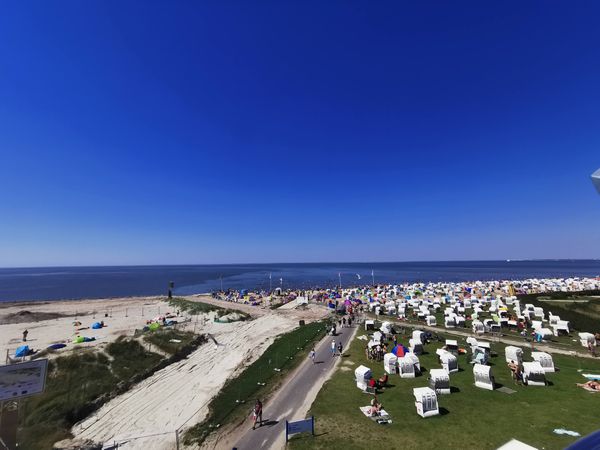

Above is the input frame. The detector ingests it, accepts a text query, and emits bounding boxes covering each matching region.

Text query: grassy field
[19,330,203,450]
[519,290,600,333]
[400,303,594,353]
[289,326,600,450]
[183,319,331,446]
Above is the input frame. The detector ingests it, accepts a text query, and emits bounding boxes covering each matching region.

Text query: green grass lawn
[290,327,600,450]
[400,309,589,354]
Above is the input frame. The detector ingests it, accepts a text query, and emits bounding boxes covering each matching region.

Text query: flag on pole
[269,273,272,279]
[356,274,361,280]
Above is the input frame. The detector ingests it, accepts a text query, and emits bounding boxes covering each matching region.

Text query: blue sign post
[285,416,315,442]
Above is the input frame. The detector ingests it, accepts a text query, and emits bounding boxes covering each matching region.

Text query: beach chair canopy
[355,365,372,381]
[505,346,523,364]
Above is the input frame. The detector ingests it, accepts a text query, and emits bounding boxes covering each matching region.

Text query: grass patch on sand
[19,339,162,450]
[289,326,600,450]
[183,320,330,447]
[169,297,250,321]
[144,329,197,354]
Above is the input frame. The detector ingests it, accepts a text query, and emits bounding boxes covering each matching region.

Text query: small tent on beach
[15,345,29,357]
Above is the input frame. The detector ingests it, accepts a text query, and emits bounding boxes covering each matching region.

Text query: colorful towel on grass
[359,406,392,424]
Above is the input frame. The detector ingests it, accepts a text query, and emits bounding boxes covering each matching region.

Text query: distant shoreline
[1,258,600,270]
[1,261,599,303]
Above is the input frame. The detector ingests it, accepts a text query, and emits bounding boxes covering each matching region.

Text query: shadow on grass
[450,386,461,393]
[439,407,450,416]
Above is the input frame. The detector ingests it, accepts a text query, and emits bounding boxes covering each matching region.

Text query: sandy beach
[73,313,300,449]
[0,296,175,359]
[0,295,329,449]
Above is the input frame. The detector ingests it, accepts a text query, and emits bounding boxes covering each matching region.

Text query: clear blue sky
[1,1,599,267]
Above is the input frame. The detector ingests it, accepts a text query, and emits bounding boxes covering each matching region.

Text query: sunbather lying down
[369,396,383,415]
[577,381,600,392]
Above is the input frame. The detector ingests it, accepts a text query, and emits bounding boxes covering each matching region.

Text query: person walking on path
[309,348,316,364]
[342,317,346,328]
[252,399,263,430]
[331,339,336,357]
[337,341,343,356]
[22,329,28,342]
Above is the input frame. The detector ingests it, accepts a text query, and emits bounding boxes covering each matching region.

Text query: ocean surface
[0,261,599,302]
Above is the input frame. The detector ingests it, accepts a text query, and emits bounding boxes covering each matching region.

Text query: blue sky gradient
[1,1,599,266]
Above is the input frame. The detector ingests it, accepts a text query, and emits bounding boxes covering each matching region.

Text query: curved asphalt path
[232,320,359,450]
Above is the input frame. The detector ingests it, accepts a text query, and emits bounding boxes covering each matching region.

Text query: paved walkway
[232,321,358,450]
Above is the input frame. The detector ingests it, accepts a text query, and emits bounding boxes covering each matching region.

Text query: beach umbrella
[391,344,409,357]
[566,429,600,450]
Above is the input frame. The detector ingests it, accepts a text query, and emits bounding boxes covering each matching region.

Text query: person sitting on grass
[369,395,383,416]
[577,380,600,391]
[377,373,389,389]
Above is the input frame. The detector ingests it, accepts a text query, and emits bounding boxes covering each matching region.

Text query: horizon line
[1,258,599,270]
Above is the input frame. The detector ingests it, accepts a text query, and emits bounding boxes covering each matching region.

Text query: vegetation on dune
[289,327,600,450]
[168,297,251,321]
[144,328,197,354]
[183,320,330,447]
[19,331,206,450]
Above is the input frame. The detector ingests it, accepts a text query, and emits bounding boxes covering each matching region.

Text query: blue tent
[15,345,29,357]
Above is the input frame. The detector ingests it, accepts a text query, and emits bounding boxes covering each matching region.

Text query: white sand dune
[73,314,298,450]
[0,297,173,357]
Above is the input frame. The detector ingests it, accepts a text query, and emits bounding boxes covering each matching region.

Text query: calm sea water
[0,261,599,302]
